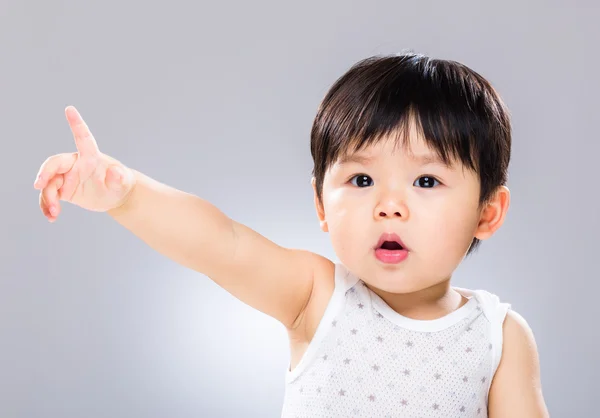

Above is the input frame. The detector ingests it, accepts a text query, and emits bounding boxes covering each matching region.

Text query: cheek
[324,194,371,250]
[326,192,374,226]
[324,200,347,231]
[417,198,480,254]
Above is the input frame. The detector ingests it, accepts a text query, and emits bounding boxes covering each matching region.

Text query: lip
[375,232,407,250]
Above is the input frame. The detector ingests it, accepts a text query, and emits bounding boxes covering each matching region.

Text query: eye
[413,176,440,188]
[350,174,374,188]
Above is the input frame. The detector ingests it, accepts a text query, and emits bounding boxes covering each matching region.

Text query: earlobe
[311,177,328,232]
[474,186,510,240]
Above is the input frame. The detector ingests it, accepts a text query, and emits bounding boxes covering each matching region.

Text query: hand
[34,106,136,222]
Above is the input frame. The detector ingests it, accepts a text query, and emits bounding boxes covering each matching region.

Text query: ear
[311,177,328,232]
[474,186,510,240]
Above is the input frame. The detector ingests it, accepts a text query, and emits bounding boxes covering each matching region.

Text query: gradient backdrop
[1,1,598,417]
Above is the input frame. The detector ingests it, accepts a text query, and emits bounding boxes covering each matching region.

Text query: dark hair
[310,52,512,254]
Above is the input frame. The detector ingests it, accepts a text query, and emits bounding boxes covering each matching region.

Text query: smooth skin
[34,106,548,417]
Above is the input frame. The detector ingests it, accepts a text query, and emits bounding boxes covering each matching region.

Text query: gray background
[1,0,598,417]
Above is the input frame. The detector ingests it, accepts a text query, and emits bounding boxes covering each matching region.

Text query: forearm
[107,170,234,274]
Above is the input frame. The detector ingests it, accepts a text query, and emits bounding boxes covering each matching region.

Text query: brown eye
[350,175,373,188]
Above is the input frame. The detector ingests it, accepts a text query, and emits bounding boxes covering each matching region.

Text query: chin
[360,268,424,294]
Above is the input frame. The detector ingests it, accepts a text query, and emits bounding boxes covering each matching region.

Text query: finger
[59,168,81,202]
[65,106,100,157]
[40,175,65,221]
[34,153,77,190]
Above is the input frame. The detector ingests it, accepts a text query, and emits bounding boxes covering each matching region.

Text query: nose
[374,193,408,220]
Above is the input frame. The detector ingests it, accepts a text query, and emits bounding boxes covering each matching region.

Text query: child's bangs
[327,102,480,174]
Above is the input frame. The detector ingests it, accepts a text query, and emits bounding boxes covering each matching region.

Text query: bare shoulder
[289,254,336,343]
[488,310,549,417]
[502,310,538,358]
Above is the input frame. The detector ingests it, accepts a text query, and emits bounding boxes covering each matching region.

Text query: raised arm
[34,106,331,330]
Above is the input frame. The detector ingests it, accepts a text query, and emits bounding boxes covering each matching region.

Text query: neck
[365,278,467,320]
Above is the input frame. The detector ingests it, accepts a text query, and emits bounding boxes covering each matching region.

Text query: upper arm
[488,310,549,418]
[201,218,333,330]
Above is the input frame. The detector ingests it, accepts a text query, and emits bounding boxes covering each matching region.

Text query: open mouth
[375,232,407,251]
[379,241,404,251]
[374,233,409,264]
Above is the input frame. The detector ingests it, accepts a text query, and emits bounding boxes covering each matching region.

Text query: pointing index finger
[65,106,99,157]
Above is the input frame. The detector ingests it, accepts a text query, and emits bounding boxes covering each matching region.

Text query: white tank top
[281,262,510,417]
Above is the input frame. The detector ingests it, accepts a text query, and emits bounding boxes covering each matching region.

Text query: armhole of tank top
[285,262,358,383]
[486,302,511,399]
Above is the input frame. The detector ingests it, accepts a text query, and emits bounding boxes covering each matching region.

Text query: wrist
[107,168,140,217]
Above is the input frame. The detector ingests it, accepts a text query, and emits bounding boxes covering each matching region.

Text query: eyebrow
[338,154,375,166]
[338,152,449,167]
[409,153,448,166]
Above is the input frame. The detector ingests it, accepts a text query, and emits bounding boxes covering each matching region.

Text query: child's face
[313,131,506,294]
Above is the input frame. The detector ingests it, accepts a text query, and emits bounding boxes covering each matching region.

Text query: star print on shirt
[281,272,503,418]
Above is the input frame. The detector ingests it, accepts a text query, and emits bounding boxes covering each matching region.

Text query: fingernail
[49,206,56,216]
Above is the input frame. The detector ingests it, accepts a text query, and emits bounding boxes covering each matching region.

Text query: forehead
[336,135,447,167]
[335,115,429,161]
